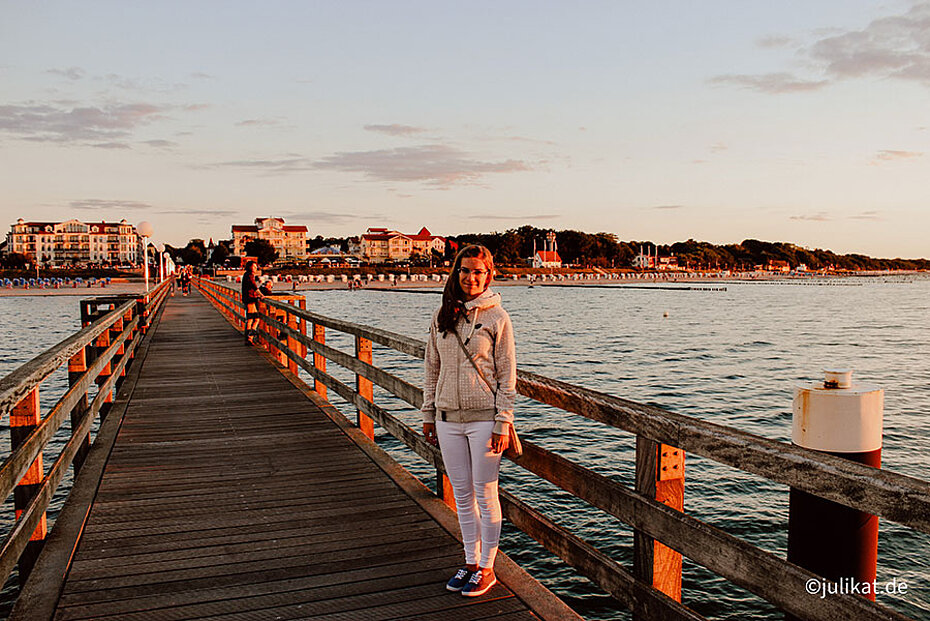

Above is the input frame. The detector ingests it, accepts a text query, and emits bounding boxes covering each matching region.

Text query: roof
[362,233,410,241]
[282,225,308,232]
[232,225,259,233]
[536,251,562,263]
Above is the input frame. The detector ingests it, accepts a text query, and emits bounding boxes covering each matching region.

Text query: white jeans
[436,419,502,567]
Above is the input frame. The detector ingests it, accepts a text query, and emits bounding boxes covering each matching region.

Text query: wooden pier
[10,290,573,620]
[2,279,928,620]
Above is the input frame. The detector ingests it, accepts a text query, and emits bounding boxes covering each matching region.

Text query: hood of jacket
[463,288,501,311]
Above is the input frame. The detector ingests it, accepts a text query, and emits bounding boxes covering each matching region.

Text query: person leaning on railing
[241,261,265,345]
[421,244,517,598]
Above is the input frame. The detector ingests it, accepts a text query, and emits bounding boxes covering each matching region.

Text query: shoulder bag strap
[452,329,495,396]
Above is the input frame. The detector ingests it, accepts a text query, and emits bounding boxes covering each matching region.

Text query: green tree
[244,239,279,266]
[1,252,30,269]
[209,243,229,265]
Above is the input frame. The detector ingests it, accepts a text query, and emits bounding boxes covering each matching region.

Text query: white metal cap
[792,369,883,453]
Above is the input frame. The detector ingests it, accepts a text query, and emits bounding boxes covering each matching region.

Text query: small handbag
[452,330,523,459]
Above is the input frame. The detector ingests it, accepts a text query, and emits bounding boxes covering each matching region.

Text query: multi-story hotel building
[360,227,445,263]
[231,217,308,262]
[7,218,140,266]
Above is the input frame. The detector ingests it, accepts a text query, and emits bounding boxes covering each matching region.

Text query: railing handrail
[194,276,924,621]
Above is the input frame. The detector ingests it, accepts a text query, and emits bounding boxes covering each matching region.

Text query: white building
[7,218,140,266]
[231,217,308,262]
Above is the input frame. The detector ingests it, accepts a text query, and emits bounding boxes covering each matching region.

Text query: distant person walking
[421,245,516,597]
[180,268,192,296]
[241,261,264,345]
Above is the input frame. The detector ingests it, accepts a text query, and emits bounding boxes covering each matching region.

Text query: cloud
[650,205,684,210]
[70,199,153,210]
[214,144,531,185]
[466,214,560,221]
[92,142,131,149]
[790,212,831,222]
[710,142,728,153]
[236,118,282,127]
[713,2,930,93]
[190,72,213,80]
[0,102,167,143]
[141,139,177,148]
[213,157,314,174]
[47,67,85,80]
[156,208,238,217]
[871,149,923,163]
[810,3,930,83]
[364,124,427,136]
[285,210,375,223]
[757,35,796,49]
[708,72,829,93]
[849,210,883,221]
[314,144,530,186]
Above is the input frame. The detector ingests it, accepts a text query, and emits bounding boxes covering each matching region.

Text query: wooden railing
[195,277,928,621]
[0,278,173,588]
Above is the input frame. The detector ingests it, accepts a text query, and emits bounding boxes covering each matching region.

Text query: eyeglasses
[459,267,489,277]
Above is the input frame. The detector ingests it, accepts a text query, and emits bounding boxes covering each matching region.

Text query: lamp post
[156,243,165,283]
[137,221,154,292]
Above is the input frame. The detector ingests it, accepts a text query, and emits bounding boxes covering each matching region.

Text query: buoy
[663,311,669,318]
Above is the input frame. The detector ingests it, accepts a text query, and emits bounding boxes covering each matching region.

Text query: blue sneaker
[461,568,496,597]
[446,567,474,592]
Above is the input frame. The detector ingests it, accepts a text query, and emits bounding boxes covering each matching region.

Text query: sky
[1,1,929,258]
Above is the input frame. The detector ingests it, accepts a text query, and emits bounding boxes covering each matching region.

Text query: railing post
[313,323,327,399]
[68,347,91,473]
[634,436,684,606]
[10,387,47,585]
[286,302,301,375]
[110,313,126,388]
[438,472,456,513]
[355,335,375,440]
[123,307,135,362]
[95,320,113,418]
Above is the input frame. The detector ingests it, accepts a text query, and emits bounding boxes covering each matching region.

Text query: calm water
[1,277,928,619]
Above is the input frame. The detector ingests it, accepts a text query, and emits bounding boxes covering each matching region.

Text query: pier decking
[12,292,571,620]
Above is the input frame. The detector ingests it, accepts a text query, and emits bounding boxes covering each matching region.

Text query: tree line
[156,226,929,271]
[450,226,930,271]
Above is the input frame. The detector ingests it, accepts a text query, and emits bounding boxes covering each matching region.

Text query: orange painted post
[10,387,47,585]
[95,325,113,416]
[634,436,684,605]
[286,304,300,375]
[68,347,91,472]
[110,314,126,384]
[298,299,308,362]
[439,474,457,513]
[123,307,135,362]
[355,335,374,440]
[313,323,327,399]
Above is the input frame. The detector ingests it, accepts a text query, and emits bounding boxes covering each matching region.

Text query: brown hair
[437,245,494,334]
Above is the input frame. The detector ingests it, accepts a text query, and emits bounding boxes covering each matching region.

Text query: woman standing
[241,260,264,345]
[422,245,516,597]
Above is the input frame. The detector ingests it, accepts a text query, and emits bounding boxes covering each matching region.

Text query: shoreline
[0,270,924,298]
